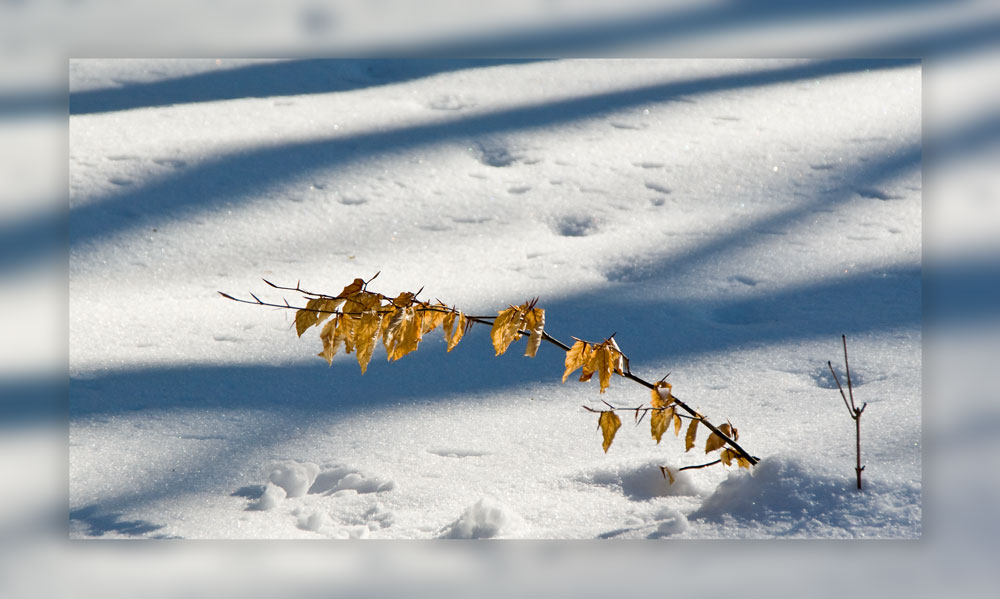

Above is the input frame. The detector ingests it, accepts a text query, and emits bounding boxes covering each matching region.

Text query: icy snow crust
[69,59,920,539]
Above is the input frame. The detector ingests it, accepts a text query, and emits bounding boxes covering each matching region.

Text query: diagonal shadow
[69,59,540,116]
[60,59,916,260]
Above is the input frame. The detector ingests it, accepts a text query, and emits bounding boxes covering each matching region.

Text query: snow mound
[651,506,689,537]
[248,484,286,511]
[691,456,921,538]
[583,460,699,500]
[307,466,396,495]
[266,460,320,498]
[439,497,525,539]
[297,509,331,532]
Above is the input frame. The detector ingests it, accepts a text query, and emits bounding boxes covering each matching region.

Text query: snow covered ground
[67,58,922,540]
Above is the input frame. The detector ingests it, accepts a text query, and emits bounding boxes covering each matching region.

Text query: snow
[66,58,923,542]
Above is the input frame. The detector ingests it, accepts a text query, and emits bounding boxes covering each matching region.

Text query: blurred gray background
[3,1,999,597]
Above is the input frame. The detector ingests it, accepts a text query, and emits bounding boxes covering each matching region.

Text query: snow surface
[69,58,921,539]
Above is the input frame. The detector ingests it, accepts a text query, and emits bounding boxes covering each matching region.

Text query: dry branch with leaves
[221,274,759,479]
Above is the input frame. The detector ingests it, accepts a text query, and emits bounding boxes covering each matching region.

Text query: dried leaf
[594,345,617,393]
[562,339,589,382]
[736,455,752,470]
[384,306,422,361]
[490,305,524,356]
[420,303,448,335]
[523,308,545,358]
[704,423,732,454]
[650,381,672,409]
[608,337,627,375]
[685,417,699,452]
[317,314,343,365]
[650,405,673,444]
[719,448,735,466]
[660,466,676,485]
[578,343,598,382]
[382,307,408,360]
[672,411,683,437]
[391,291,415,308]
[442,311,466,352]
[598,411,622,453]
[338,278,366,299]
[295,297,344,337]
[353,310,382,373]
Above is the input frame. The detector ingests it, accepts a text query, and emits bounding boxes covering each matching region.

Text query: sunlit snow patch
[439,497,525,539]
[691,456,920,538]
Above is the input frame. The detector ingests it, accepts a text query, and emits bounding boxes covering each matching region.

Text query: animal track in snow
[856,188,903,201]
[552,214,599,237]
[427,448,492,458]
[644,182,672,194]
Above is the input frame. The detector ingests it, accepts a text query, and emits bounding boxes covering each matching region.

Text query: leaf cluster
[292,277,471,374]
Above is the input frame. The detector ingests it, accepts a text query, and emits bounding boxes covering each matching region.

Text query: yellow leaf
[736,456,752,470]
[295,297,344,337]
[420,303,448,335]
[578,343,597,382]
[338,278,366,299]
[336,310,355,354]
[353,309,382,374]
[382,307,408,360]
[685,417,699,452]
[317,314,342,365]
[490,305,524,356]
[650,405,673,444]
[443,311,466,352]
[391,291,415,308]
[523,308,545,358]
[562,340,589,382]
[394,307,423,360]
[704,423,732,454]
[608,337,628,375]
[673,411,682,437]
[593,344,618,393]
[598,411,621,453]
[719,448,734,466]
[650,381,672,409]
[660,466,675,485]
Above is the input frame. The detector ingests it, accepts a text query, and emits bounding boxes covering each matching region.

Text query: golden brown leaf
[719,448,735,466]
[442,311,466,352]
[660,466,675,485]
[562,340,589,382]
[685,416,699,452]
[338,278,365,299]
[317,315,343,365]
[382,307,408,360]
[337,310,355,354]
[594,345,617,393]
[672,411,683,437]
[598,411,622,453]
[736,455,752,470]
[394,307,423,360]
[704,423,732,454]
[578,343,598,382]
[390,291,415,308]
[650,405,673,444]
[650,381,673,409]
[353,309,382,373]
[523,308,545,358]
[295,297,344,337]
[490,305,524,356]
[420,303,448,335]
